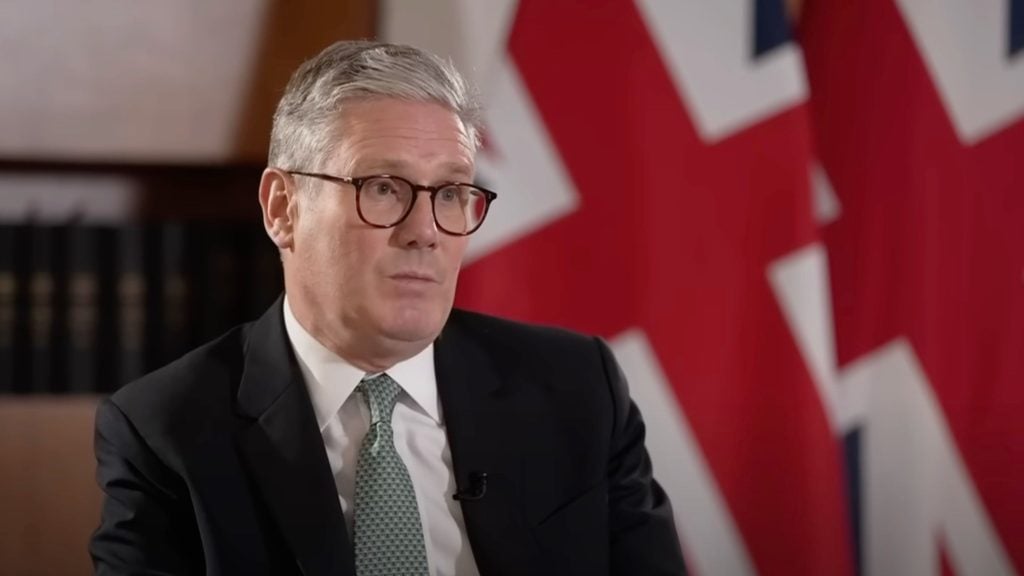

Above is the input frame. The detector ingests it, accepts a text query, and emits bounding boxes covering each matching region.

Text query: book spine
[28,225,58,393]
[0,226,16,392]
[9,225,31,393]
[195,222,242,342]
[66,224,100,394]
[94,226,118,393]
[159,221,190,365]
[116,225,147,387]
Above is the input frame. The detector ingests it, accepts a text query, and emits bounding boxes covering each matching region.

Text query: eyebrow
[357,160,474,182]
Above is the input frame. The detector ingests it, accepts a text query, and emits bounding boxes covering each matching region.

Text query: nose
[393,191,438,248]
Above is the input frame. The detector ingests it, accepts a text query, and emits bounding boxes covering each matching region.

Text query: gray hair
[268,40,482,172]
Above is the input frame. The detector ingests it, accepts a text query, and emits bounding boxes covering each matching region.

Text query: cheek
[331,231,389,293]
[445,239,469,278]
[300,206,362,273]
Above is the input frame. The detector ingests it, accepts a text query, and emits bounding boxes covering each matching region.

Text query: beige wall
[0,0,374,164]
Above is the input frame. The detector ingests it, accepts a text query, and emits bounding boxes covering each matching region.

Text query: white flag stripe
[612,329,756,576]
[845,341,1017,576]
[378,0,518,105]
[633,0,807,143]
[811,163,842,226]
[894,0,1024,144]
[467,56,580,263]
[767,243,844,432]
[380,2,580,263]
[771,252,1018,575]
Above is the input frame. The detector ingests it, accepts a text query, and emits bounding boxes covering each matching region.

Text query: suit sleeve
[595,337,689,576]
[90,397,200,575]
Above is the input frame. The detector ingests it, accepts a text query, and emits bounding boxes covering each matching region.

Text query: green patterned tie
[353,373,430,576]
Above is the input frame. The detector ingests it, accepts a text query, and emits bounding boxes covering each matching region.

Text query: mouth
[389,271,440,284]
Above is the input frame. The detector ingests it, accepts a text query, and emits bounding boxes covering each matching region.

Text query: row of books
[0,221,283,394]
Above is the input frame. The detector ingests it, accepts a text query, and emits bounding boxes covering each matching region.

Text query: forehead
[330,98,475,179]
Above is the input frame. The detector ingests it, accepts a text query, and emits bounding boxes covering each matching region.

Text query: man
[91,40,686,576]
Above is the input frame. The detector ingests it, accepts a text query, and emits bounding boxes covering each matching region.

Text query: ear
[259,168,299,251]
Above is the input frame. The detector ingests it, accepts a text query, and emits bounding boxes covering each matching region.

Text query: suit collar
[235,301,542,575]
[235,296,355,576]
[281,295,365,431]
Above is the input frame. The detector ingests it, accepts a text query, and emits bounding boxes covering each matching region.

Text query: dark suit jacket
[91,297,686,575]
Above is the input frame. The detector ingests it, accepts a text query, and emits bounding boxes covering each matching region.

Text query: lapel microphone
[453,472,488,501]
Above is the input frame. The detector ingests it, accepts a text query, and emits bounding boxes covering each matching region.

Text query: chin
[377,304,449,344]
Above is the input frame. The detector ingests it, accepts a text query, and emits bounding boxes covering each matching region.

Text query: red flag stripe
[802,0,1024,568]
[458,1,854,573]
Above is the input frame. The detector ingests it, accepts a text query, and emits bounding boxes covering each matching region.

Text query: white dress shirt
[283,297,479,576]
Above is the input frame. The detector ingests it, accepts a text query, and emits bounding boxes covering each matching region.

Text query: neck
[332,334,429,374]
[285,294,432,373]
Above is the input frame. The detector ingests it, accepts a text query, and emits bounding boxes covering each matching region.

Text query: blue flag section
[1011,0,1024,57]
[753,0,791,58]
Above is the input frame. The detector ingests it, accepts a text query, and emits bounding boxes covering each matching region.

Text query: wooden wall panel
[0,396,101,576]
[234,0,377,162]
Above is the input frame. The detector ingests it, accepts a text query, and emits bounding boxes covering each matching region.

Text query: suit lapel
[235,297,355,576]
[435,312,543,575]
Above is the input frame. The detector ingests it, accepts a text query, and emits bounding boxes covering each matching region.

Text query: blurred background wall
[0,2,372,574]
[2,1,1022,575]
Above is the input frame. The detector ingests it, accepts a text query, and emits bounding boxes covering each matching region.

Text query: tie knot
[359,373,402,425]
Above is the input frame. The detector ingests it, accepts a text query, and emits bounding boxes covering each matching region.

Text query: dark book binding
[29,225,68,393]
[0,225,18,392]
[116,225,147,386]
[66,224,101,393]
[159,221,191,365]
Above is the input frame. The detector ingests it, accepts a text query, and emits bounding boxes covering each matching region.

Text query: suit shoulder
[108,323,251,434]
[447,308,604,361]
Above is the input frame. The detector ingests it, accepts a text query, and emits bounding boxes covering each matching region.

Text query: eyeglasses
[287,171,497,236]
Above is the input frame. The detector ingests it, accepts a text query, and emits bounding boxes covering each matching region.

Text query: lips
[389,271,440,283]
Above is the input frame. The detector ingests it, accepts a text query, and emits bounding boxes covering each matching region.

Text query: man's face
[287,98,473,362]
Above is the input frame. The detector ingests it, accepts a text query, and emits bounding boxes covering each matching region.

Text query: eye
[366,178,398,197]
[438,186,462,203]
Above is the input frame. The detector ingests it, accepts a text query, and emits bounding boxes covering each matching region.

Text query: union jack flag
[384,1,1024,574]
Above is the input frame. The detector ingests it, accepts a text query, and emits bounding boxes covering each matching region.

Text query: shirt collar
[282,295,441,431]
[384,341,440,425]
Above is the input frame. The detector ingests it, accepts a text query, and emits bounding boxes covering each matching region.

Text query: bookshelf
[0,163,285,394]
[0,0,374,396]
[0,3,376,575]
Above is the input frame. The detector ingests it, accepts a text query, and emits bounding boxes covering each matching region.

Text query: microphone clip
[453,472,488,501]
